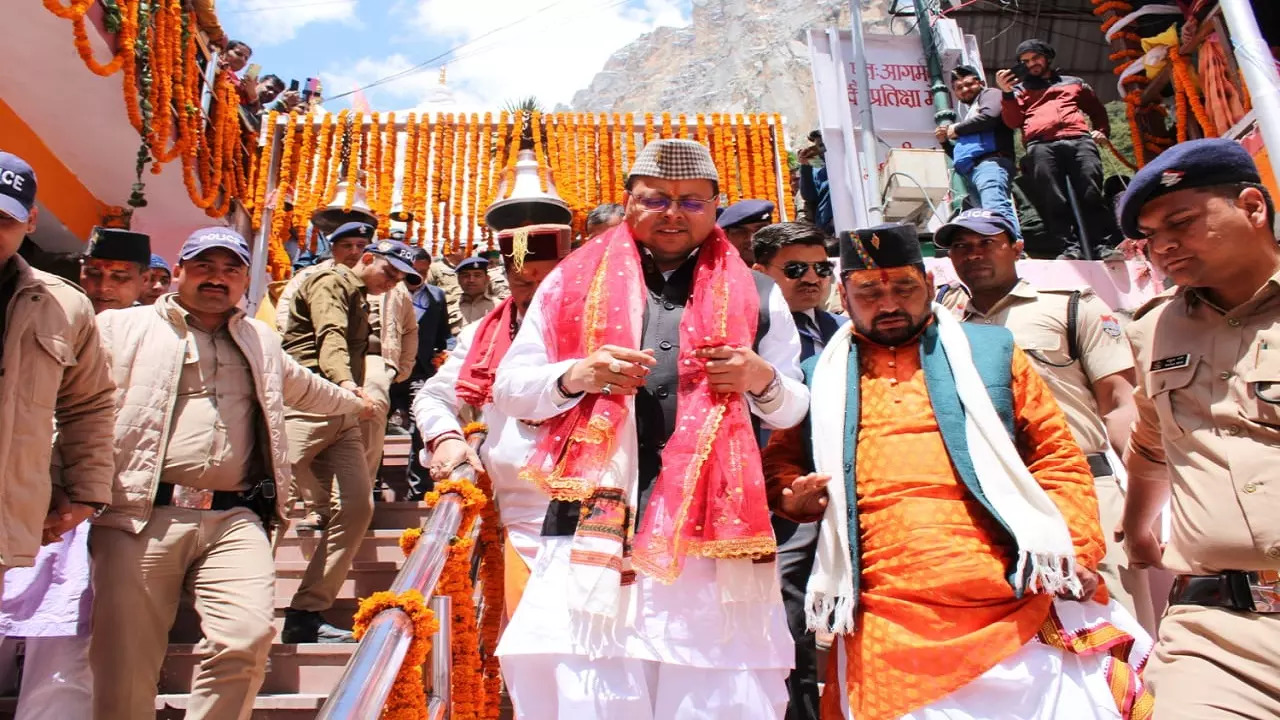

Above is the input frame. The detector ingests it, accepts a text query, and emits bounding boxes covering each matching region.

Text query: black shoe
[1056,250,1083,261]
[294,512,327,533]
[281,608,356,644]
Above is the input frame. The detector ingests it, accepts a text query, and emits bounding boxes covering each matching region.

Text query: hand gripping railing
[317,435,485,720]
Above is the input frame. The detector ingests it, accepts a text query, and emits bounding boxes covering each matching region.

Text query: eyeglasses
[781,260,834,279]
[633,195,715,214]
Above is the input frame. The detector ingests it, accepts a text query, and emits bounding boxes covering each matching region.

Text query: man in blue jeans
[936,65,1022,241]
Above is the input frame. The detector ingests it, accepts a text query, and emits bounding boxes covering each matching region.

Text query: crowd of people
[0,104,1277,720]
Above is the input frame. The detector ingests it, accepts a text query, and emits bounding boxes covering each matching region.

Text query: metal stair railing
[317,433,486,719]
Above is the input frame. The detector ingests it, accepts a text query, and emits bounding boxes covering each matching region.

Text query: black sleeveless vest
[542,247,776,536]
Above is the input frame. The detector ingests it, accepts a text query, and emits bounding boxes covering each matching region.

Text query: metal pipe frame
[316,493,464,718]
[429,595,454,715]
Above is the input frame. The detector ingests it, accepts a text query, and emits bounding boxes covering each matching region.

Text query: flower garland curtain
[257,113,792,279]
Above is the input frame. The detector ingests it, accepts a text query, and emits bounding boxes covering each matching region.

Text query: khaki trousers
[1148,605,1280,719]
[286,411,373,612]
[360,360,393,480]
[89,507,275,720]
[294,358,391,520]
[1094,474,1157,634]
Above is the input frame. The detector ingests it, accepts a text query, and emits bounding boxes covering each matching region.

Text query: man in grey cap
[89,226,368,720]
[280,238,420,643]
[493,139,808,719]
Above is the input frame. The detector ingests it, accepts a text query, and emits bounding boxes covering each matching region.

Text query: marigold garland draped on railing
[255,112,793,277]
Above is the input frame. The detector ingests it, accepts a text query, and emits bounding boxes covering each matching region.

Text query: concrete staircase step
[155,692,327,719]
[275,529,410,565]
[160,643,355,694]
[272,561,401,607]
[284,500,434,531]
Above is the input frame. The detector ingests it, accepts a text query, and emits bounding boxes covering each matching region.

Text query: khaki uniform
[90,298,362,720]
[427,258,510,335]
[940,280,1155,631]
[281,265,374,613]
[1127,276,1280,719]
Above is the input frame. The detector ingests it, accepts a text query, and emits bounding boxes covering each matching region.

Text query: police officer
[427,247,510,336]
[935,208,1154,632]
[1118,138,1280,719]
[280,238,421,643]
[718,198,775,264]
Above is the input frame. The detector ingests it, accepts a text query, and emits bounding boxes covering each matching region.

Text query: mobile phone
[1011,61,1031,82]
[288,79,300,92]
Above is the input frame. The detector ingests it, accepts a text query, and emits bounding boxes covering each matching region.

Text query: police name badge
[1099,314,1122,338]
[1151,354,1190,372]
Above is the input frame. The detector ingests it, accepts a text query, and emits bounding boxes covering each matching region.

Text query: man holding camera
[798,131,833,236]
[998,39,1123,261]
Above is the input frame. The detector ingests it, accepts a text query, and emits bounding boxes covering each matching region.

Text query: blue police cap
[933,209,1018,247]
[717,199,775,229]
[456,257,489,273]
[1117,138,1262,239]
[365,239,422,284]
[329,221,376,243]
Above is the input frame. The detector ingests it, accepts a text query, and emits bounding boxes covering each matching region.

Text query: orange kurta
[764,339,1105,720]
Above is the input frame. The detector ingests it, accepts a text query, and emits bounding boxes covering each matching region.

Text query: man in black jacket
[936,66,1022,241]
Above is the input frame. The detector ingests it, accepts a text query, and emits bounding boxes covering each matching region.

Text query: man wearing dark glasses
[752,221,846,720]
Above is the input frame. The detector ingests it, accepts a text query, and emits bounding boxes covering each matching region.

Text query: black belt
[1085,453,1112,478]
[1170,570,1280,613]
[154,482,248,511]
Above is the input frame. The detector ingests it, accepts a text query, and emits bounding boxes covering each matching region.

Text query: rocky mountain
[569,0,903,147]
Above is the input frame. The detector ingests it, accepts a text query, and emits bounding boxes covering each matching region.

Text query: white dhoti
[828,599,1154,720]
[498,538,794,720]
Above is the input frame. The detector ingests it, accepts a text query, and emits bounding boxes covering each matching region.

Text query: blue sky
[219,0,691,113]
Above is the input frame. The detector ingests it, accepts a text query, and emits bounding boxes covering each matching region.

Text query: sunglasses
[781,260,834,279]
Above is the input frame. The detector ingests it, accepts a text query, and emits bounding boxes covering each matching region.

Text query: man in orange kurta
[766,224,1152,720]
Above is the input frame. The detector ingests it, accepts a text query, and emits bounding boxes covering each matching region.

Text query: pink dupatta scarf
[520,222,777,621]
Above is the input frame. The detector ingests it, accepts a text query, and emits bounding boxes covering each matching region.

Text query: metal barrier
[316,441,485,720]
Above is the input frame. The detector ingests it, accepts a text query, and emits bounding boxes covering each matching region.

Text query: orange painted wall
[0,96,105,240]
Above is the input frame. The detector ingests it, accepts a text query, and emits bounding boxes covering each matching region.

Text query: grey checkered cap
[627,139,720,184]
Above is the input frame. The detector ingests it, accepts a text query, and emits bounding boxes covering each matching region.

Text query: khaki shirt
[939,279,1134,456]
[428,259,510,335]
[281,264,371,386]
[459,293,499,328]
[275,260,331,335]
[1128,274,1280,575]
[160,299,259,492]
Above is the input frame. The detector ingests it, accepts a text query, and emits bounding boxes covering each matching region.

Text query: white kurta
[491,278,809,671]
[411,322,547,564]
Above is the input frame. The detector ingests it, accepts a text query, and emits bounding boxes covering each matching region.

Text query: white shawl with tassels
[805,303,1082,634]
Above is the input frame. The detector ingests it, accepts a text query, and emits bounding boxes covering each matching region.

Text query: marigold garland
[352,589,438,720]
[732,113,749,200]
[644,112,655,145]
[602,114,616,204]
[661,111,672,139]
[404,114,424,242]
[290,113,318,239]
[752,115,768,203]
[343,113,364,211]
[428,116,445,249]
[625,112,637,183]
[451,115,468,253]
[267,113,300,277]
[438,114,455,251]
[583,117,597,221]
[466,114,481,255]
[678,113,689,140]
[250,111,278,230]
[759,115,780,216]
[773,113,797,220]
[531,112,548,193]
[1170,45,1217,139]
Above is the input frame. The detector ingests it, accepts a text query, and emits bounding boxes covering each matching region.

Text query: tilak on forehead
[838,222,924,283]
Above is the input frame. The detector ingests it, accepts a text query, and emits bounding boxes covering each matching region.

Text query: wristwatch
[77,501,109,519]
